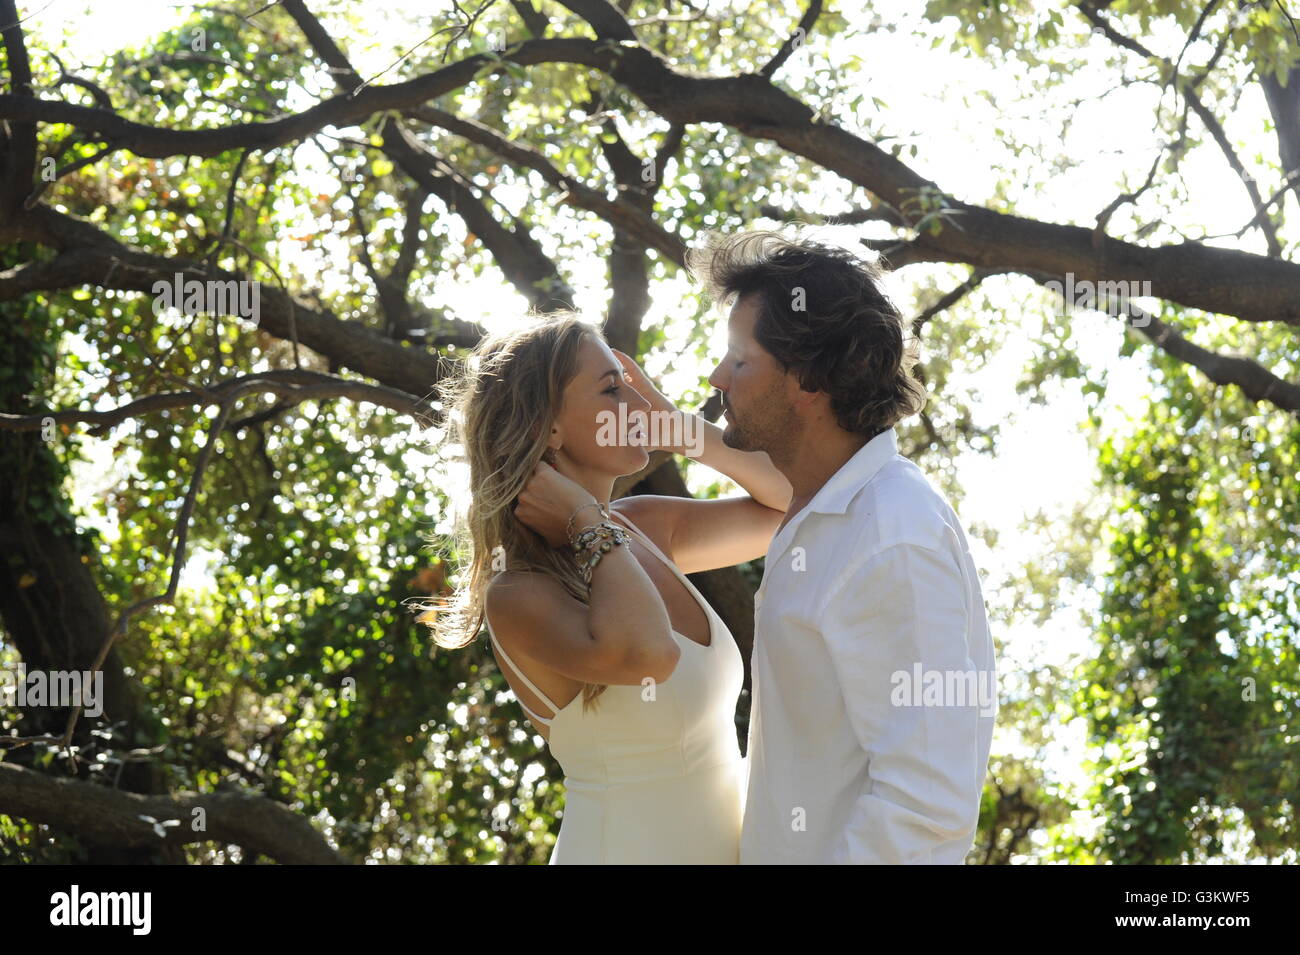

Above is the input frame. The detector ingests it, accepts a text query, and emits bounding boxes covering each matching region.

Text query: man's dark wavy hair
[688,229,927,438]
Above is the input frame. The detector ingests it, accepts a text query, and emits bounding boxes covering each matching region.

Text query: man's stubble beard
[721,395,797,461]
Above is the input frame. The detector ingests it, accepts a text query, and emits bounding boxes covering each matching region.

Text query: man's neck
[771,425,876,534]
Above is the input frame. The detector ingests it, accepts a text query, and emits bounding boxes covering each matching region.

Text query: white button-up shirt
[739,427,996,864]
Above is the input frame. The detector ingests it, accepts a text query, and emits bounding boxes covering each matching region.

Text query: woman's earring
[542,447,558,467]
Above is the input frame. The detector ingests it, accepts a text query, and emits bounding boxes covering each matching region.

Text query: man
[691,230,997,864]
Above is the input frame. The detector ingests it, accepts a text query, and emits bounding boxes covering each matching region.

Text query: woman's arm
[498,461,682,686]
[613,350,792,573]
[671,409,792,512]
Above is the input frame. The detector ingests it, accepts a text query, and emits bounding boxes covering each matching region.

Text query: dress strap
[484,615,562,726]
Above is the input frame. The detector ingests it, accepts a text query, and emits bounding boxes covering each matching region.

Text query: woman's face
[551,336,652,477]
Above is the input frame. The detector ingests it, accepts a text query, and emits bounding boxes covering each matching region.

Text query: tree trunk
[0,247,181,863]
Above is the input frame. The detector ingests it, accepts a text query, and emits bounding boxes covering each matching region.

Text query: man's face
[707,294,799,456]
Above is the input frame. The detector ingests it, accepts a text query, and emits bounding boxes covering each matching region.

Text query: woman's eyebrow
[597,369,621,382]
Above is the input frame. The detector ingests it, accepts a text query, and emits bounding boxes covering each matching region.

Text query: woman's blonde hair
[413,309,610,712]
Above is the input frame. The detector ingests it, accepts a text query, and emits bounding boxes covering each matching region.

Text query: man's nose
[707,363,727,391]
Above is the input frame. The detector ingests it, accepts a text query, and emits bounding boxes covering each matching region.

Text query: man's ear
[785,370,821,407]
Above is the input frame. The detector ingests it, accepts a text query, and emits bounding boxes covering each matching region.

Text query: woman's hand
[612,348,675,418]
[611,348,695,455]
[514,459,602,549]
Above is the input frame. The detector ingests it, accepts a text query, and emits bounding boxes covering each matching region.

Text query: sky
[20,0,1289,858]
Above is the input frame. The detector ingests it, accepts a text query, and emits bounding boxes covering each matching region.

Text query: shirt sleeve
[818,540,987,864]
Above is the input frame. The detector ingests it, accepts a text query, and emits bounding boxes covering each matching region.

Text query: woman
[421,310,791,864]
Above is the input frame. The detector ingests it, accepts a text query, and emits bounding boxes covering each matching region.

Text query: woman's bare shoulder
[484,570,583,638]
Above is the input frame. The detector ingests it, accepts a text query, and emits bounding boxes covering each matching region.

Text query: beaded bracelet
[571,520,630,556]
[571,520,619,553]
[571,520,631,584]
[565,501,609,544]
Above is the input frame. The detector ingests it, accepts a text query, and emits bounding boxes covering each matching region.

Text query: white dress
[485,510,747,864]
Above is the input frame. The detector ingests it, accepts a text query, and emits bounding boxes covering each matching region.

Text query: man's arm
[819,540,987,864]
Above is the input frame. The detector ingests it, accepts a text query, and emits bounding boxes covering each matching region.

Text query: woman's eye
[604,384,620,396]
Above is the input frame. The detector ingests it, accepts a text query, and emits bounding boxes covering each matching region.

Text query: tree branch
[1260,65,1300,212]
[283,2,578,307]
[1026,270,1300,414]
[555,0,637,40]
[0,369,435,436]
[0,211,461,398]
[0,0,37,213]
[0,763,348,864]
[912,267,1009,334]
[759,0,823,78]
[509,0,549,38]
[2,37,1298,323]
[408,104,687,265]
[383,121,577,309]
[762,200,905,228]
[1078,2,1284,257]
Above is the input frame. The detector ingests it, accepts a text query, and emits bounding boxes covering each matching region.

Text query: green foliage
[1077,336,1298,861]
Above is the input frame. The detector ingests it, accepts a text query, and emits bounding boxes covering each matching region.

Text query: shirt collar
[761,427,898,584]
[801,426,898,517]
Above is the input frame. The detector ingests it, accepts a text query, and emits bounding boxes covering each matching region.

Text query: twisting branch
[282,0,363,86]
[760,0,823,78]
[912,268,1009,335]
[391,186,428,289]
[1026,270,1300,414]
[205,147,254,265]
[407,104,688,265]
[0,208,457,398]
[652,122,686,179]
[385,121,578,308]
[1093,148,1165,239]
[554,0,637,40]
[1199,169,1300,242]
[1127,310,1300,414]
[863,251,1300,416]
[0,763,348,864]
[43,49,114,110]
[762,201,905,228]
[1170,0,1223,83]
[0,368,436,435]
[283,0,579,307]
[1078,2,1284,257]
[23,141,116,209]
